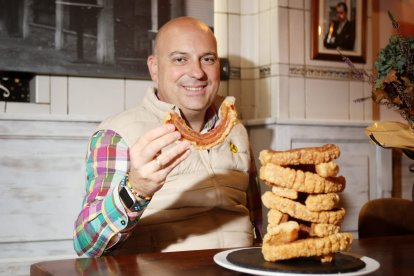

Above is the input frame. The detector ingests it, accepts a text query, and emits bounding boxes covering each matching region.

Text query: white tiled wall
[213,0,373,121]
[1,76,151,121]
[1,0,374,124]
[50,76,68,114]
[30,75,50,104]
[305,78,350,120]
[68,77,124,116]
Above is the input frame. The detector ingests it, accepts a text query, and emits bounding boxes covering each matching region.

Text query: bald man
[73,17,259,257]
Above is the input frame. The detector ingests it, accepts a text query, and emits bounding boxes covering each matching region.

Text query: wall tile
[349,81,364,120]
[68,77,124,117]
[305,79,349,120]
[241,14,259,68]
[288,8,305,65]
[228,14,241,67]
[240,68,260,79]
[50,76,68,115]
[6,102,49,114]
[214,13,229,58]
[29,75,50,104]
[304,9,312,65]
[364,17,373,69]
[218,80,229,97]
[363,82,373,121]
[289,77,305,119]
[278,0,288,7]
[268,76,279,118]
[289,0,304,9]
[257,77,272,118]
[259,10,271,66]
[228,0,240,13]
[273,76,288,119]
[214,0,228,12]
[229,79,242,112]
[0,101,5,113]
[270,63,290,77]
[270,6,280,64]
[259,0,270,12]
[125,80,151,110]
[240,79,258,119]
[241,0,259,15]
[278,7,289,63]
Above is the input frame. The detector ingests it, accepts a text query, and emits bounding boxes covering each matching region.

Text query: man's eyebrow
[168,51,218,57]
[168,51,187,57]
[204,52,218,57]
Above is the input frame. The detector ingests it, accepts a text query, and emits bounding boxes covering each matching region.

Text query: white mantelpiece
[0,118,98,275]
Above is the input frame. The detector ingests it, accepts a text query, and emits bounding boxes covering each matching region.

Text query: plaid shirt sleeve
[73,129,137,257]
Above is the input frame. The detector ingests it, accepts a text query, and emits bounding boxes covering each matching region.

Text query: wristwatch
[119,185,151,212]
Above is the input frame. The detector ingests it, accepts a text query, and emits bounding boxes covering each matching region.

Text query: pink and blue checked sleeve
[73,130,134,257]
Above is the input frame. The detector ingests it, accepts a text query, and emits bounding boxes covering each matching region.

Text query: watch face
[119,186,134,209]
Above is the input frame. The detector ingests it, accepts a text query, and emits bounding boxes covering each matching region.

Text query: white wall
[215,0,373,122]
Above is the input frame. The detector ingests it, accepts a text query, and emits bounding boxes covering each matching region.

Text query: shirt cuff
[102,181,129,232]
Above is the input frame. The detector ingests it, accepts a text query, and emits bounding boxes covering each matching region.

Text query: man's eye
[173,57,187,64]
[201,56,217,65]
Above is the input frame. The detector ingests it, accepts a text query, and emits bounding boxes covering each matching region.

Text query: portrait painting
[311,0,366,63]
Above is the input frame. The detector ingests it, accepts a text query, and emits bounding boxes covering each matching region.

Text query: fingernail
[166,124,175,131]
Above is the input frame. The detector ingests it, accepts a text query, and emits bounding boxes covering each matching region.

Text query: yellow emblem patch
[230,142,238,153]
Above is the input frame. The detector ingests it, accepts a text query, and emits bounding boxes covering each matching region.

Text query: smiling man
[73,17,259,257]
[147,18,220,132]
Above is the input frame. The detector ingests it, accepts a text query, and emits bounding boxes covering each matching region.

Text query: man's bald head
[153,17,216,56]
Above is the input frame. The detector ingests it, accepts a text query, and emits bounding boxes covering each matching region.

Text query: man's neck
[155,90,215,132]
[182,110,207,133]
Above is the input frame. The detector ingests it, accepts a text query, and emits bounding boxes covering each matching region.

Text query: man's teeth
[185,87,203,91]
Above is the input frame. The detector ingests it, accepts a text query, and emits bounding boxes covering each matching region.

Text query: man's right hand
[127,124,191,197]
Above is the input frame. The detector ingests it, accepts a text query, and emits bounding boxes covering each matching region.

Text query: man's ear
[147,55,158,82]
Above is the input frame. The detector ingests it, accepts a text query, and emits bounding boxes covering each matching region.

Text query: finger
[142,130,182,162]
[152,148,192,180]
[135,124,176,152]
[153,156,163,170]
[136,139,190,174]
[153,140,191,170]
[128,147,191,196]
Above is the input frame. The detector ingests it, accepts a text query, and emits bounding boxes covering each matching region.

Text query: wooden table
[31,235,414,275]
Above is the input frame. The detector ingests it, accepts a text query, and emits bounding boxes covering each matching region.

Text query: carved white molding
[229,67,241,79]
[259,66,271,78]
[289,65,356,81]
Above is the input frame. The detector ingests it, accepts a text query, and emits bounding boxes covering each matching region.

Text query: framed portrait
[311,0,366,63]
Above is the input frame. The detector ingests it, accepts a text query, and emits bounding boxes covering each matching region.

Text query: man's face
[147,22,220,117]
[336,6,347,22]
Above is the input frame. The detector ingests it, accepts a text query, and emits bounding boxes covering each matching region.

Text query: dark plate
[226,248,365,274]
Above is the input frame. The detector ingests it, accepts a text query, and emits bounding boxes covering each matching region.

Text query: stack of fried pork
[259,144,353,262]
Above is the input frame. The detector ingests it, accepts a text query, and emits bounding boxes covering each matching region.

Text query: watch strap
[120,175,151,212]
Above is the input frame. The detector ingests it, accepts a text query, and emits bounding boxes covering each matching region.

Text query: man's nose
[188,61,204,79]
